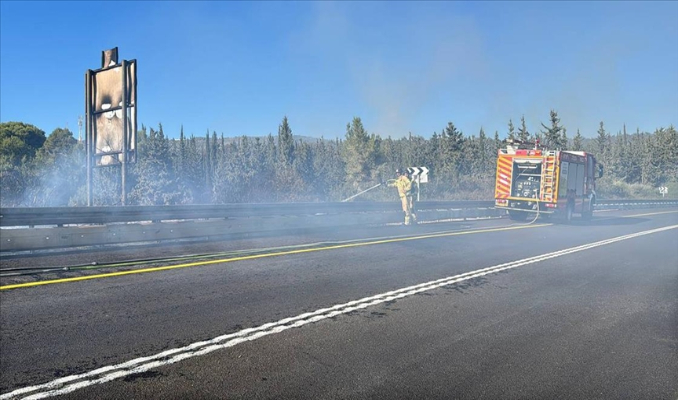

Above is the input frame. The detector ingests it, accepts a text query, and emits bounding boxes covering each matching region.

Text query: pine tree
[507,119,516,141]
[312,138,345,201]
[573,129,584,151]
[518,116,530,142]
[440,122,465,191]
[158,123,165,140]
[625,129,641,184]
[213,137,251,203]
[596,121,608,155]
[211,131,218,172]
[180,134,204,203]
[540,109,565,149]
[278,116,294,166]
[400,133,414,168]
[608,131,626,182]
[129,124,181,205]
[274,117,297,201]
[292,140,314,200]
[178,125,185,174]
[653,126,678,183]
[640,133,661,186]
[422,132,441,194]
[477,127,489,176]
[618,124,635,183]
[31,128,82,206]
[342,117,377,193]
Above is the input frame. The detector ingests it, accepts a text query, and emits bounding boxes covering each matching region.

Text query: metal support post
[121,60,128,206]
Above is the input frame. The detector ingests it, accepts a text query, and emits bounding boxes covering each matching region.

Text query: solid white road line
[3,224,677,400]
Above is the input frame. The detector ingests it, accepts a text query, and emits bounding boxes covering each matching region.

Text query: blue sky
[1,1,677,140]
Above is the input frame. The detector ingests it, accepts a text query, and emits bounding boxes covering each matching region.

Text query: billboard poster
[90,60,136,166]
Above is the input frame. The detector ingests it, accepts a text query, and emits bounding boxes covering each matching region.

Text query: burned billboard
[88,58,137,166]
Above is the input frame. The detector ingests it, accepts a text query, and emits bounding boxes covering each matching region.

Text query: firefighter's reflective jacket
[388,175,412,198]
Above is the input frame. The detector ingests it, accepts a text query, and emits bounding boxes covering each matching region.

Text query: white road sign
[408,167,429,183]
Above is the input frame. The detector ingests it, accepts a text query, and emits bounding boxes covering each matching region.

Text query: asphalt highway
[1,208,677,399]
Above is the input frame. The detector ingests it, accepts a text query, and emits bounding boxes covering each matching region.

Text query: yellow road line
[1,223,551,291]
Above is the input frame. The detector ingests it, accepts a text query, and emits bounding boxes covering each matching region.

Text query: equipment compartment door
[511,159,542,199]
[495,156,513,200]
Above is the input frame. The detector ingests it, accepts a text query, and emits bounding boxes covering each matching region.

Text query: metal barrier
[0,200,675,253]
[0,201,494,227]
[595,200,678,209]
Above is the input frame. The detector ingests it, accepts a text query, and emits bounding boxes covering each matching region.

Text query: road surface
[1,208,677,399]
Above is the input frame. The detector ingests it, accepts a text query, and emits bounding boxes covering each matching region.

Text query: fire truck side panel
[559,152,596,215]
[495,154,513,200]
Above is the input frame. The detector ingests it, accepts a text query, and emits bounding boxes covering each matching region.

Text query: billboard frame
[85,48,137,206]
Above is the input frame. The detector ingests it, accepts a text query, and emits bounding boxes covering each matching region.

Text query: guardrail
[0,199,675,253]
[1,199,676,227]
[0,201,494,227]
[594,199,678,209]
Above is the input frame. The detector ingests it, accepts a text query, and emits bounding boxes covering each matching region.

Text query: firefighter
[387,168,416,225]
[406,170,418,224]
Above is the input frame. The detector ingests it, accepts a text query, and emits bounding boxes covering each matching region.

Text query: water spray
[342,183,383,202]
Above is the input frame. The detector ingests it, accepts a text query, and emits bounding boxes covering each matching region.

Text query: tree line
[1,110,676,207]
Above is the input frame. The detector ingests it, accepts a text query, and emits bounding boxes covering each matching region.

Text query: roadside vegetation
[1,110,676,206]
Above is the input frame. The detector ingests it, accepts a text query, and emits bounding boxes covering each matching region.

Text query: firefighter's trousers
[400,195,417,225]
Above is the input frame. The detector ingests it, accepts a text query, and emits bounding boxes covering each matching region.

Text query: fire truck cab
[494,140,603,222]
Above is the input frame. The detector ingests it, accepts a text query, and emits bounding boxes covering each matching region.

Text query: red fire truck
[494,140,604,222]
